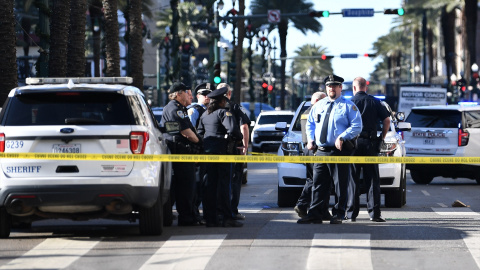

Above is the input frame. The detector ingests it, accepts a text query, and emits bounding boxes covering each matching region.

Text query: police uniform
[197,87,243,227]
[160,82,199,226]
[187,83,215,128]
[300,75,362,224]
[347,90,390,221]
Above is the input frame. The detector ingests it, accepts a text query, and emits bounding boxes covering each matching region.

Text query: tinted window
[465,110,480,128]
[257,114,293,125]
[3,92,136,126]
[406,109,461,128]
[292,104,310,131]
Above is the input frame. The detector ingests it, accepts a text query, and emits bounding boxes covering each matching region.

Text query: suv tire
[162,194,173,227]
[139,189,164,235]
[0,207,11,238]
[410,170,434,185]
[385,165,406,208]
[277,185,301,207]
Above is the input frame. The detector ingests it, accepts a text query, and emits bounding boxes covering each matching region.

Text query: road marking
[437,203,448,208]
[421,190,430,196]
[432,208,480,216]
[0,238,99,269]
[264,189,274,195]
[462,234,480,268]
[139,234,226,270]
[307,233,372,270]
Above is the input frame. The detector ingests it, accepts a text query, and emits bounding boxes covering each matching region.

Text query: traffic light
[384,8,405,15]
[267,84,274,93]
[228,61,236,83]
[364,53,377,57]
[321,54,334,60]
[309,10,330,17]
[261,80,268,103]
[213,62,221,84]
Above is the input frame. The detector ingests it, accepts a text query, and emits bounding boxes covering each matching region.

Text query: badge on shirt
[177,110,185,118]
[352,105,358,111]
[187,109,193,115]
[226,112,233,117]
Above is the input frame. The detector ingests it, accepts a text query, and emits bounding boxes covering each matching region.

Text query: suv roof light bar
[26,77,133,85]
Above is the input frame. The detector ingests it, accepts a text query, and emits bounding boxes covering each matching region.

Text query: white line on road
[139,234,226,270]
[0,238,100,269]
[462,234,480,268]
[432,208,480,216]
[307,233,372,270]
[437,203,448,208]
[421,190,430,196]
[264,189,274,195]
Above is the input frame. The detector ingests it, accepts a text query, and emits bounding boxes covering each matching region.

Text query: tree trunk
[129,0,144,90]
[278,19,288,110]
[233,0,245,104]
[49,0,71,77]
[103,0,121,77]
[170,0,180,82]
[0,0,18,105]
[89,0,103,77]
[414,28,420,82]
[441,6,456,77]
[67,0,87,77]
[465,0,477,73]
[427,27,434,81]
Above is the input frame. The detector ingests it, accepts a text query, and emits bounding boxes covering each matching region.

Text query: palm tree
[0,0,18,105]
[292,44,333,79]
[67,0,88,77]
[103,0,121,77]
[250,0,322,109]
[373,30,410,81]
[127,0,143,90]
[48,0,71,77]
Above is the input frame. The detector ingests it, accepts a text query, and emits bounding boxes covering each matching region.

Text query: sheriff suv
[404,103,480,184]
[0,77,173,238]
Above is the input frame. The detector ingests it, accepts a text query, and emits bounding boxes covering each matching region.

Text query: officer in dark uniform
[299,74,362,225]
[197,87,243,227]
[160,82,202,226]
[347,77,390,222]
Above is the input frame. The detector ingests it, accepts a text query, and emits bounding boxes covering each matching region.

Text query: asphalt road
[1,162,480,270]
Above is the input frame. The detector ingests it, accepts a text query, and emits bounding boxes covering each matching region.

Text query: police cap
[168,82,188,94]
[206,87,228,99]
[324,74,344,86]
[194,83,215,96]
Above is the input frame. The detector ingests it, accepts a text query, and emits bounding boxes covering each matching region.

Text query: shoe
[370,216,386,222]
[178,220,202,226]
[223,219,244,227]
[330,216,343,224]
[322,211,332,221]
[294,205,308,218]
[297,216,323,224]
[234,213,246,220]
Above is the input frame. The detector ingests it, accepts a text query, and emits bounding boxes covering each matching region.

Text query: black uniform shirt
[197,108,242,154]
[161,99,196,143]
[226,101,251,127]
[350,91,390,133]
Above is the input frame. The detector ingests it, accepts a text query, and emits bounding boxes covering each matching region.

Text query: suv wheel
[277,185,300,207]
[410,170,433,185]
[162,193,173,227]
[139,189,164,235]
[0,207,11,238]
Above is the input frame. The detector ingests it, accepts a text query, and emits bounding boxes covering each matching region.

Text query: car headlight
[281,142,303,156]
[379,141,398,156]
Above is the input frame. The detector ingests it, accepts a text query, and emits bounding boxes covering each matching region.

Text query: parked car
[0,77,174,238]
[276,100,411,208]
[240,102,275,119]
[404,103,480,184]
[251,110,294,152]
[151,106,163,124]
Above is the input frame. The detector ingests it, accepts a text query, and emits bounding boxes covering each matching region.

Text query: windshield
[406,109,461,128]
[257,114,293,125]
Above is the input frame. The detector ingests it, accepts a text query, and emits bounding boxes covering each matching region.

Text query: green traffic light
[397,8,404,16]
[214,76,222,84]
[322,11,329,17]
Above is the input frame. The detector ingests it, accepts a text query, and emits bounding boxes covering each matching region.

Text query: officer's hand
[307,141,315,150]
[335,137,343,151]
[237,146,247,155]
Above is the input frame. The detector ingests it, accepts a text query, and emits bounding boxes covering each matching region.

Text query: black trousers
[309,148,352,219]
[297,148,314,209]
[231,162,244,215]
[203,162,234,224]
[347,137,382,219]
[171,161,197,223]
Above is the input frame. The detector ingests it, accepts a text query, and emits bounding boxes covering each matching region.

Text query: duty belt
[317,146,336,152]
[359,131,377,139]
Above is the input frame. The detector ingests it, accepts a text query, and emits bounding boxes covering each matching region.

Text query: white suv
[251,110,294,152]
[404,103,480,184]
[0,77,173,238]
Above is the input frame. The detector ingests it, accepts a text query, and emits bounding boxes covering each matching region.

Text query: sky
[218,0,404,82]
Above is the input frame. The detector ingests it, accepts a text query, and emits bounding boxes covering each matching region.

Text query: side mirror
[160,121,181,135]
[397,121,411,132]
[396,112,406,121]
[250,121,256,127]
[275,121,288,131]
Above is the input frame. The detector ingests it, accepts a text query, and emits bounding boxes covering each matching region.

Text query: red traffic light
[364,53,376,57]
[461,86,466,92]
[321,55,334,60]
[262,82,268,89]
[267,85,273,92]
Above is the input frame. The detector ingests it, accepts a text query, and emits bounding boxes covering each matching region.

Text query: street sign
[268,10,281,23]
[342,9,374,17]
[340,54,358,58]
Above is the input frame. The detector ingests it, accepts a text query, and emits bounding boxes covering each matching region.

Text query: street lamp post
[471,63,479,101]
[245,22,257,121]
[258,32,271,104]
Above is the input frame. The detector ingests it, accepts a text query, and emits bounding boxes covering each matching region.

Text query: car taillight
[0,133,4,152]
[130,131,149,154]
[458,129,469,146]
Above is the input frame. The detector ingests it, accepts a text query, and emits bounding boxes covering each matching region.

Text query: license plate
[52,144,81,153]
[423,139,435,145]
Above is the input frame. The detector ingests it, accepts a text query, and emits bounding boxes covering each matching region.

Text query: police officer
[197,87,243,227]
[160,82,202,226]
[298,75,362,224]
[217,83,251,220]
[347,77,390,222]
[294,91,328,218]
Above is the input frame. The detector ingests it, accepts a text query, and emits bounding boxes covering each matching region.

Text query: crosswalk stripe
[462,234,480,268]
[139,234,226,270]
[0,238,99,269]
[307,233,373,270]
[432,208,480,216]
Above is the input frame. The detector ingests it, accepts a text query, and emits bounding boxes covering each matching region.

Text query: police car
[276,100,411,208]
[0,77,174,238]
[251,110,294,152]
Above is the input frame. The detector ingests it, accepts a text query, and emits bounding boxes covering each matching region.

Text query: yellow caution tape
[0,152,479,164]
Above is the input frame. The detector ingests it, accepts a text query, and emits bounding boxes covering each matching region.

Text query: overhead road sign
[340,54,358,58]
[342,9,374,17]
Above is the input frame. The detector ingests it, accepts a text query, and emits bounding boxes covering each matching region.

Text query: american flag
[116,139,129,148]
